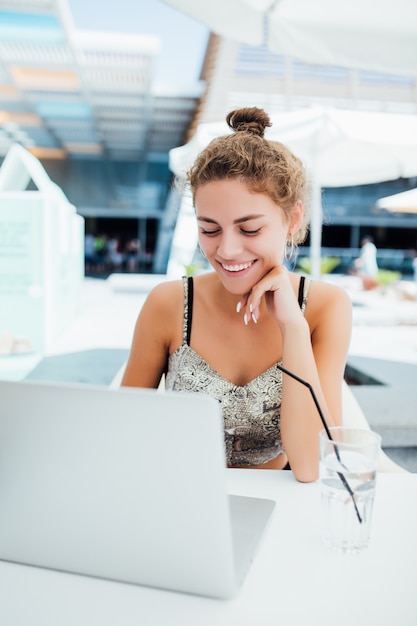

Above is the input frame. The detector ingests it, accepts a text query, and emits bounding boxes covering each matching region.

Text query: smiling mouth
[221,261,254,272]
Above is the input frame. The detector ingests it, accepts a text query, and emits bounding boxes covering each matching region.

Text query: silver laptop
[0,380,275,599]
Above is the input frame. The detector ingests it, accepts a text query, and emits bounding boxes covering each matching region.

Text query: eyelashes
[200,228,261,236]
[241,229,262,236]
[199,229,220,236]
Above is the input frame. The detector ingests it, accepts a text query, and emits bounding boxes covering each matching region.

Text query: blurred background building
[1,0,416,276]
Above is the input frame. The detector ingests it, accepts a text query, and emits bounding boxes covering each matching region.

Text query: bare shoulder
[144,278,184,311]
[307,278,351,306]
[139,278,184,332]
[122,279,185,388]
[304,278,352,329]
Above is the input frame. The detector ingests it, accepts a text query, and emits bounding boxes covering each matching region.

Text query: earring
[285,235,294,262]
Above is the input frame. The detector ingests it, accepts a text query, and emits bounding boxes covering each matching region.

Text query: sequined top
[165,276,311,466]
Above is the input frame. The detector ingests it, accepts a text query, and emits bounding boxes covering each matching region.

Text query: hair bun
[226,107,272,138]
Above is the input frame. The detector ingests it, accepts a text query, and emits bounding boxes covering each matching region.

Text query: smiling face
[195,178,301,295]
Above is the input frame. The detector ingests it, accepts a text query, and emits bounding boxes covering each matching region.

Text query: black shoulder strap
[186,276,194,345]
[297,275,306,308]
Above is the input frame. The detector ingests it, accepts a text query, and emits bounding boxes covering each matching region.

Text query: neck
[207,272,267,315]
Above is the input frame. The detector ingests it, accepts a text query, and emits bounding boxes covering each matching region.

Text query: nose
[216,230,243,260]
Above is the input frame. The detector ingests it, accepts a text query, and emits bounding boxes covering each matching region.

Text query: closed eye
[241,228,261,235]
[200,228,220,236]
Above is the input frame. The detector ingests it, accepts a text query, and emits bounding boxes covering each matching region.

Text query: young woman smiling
[121,107,352,482]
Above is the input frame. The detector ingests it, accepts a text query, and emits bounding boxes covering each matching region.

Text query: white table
[0,470,416,626]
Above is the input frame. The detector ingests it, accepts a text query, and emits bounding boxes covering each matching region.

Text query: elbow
[294,472,318,484]
[291,463,319,484]
[285,443,320,483]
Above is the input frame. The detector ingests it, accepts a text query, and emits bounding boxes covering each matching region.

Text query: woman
[121,107,352,482]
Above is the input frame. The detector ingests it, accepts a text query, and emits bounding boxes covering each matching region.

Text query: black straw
[277,363,363,523]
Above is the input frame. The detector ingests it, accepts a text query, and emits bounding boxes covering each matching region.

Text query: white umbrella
[162,0,417,76]
[169,107,417,278]
[376,187,417,213]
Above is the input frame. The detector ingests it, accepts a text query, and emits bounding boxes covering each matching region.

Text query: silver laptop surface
[0,380,275,599]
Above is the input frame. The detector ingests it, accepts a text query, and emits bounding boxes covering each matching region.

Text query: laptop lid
[0,380,274,599]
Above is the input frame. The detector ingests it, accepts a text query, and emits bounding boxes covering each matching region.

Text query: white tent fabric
[169,107,417,278]
[170,107,417,186]
[163,0,417,76]
[376,187,417,213]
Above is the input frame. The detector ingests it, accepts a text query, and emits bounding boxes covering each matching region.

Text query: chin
[218,272,262,295]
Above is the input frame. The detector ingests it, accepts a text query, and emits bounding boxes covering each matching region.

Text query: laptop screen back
[0,381,239,598]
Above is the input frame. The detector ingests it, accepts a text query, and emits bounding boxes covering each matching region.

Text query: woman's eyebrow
[197,217,218,224]
[197,214,264,224]
[233,215,265,224]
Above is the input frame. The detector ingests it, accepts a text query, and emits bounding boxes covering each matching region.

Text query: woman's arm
[121,281,182,389]
[279,281,352,482]
[243,268,352,482]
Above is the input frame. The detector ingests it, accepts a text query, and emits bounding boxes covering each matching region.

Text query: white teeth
[222,262,252,272]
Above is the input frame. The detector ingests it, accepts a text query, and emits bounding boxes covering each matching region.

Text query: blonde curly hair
[187,107,310,245]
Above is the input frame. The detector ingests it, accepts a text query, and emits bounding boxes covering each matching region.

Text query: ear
[289,201,304,236]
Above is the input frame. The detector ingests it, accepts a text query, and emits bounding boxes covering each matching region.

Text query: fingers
[248,302,259,325]
[236,287,267,326]
[237,266,288,326]
[243,293,264,326]
[236,293,248,314]
[236,293,258,325]
[239,302,258,326]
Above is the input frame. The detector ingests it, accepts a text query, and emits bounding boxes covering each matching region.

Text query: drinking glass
[319,427,381,554]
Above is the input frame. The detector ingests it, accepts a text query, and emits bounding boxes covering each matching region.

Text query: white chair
[342,380,409,473]
[109,362,127,389]
[110,364,409,473]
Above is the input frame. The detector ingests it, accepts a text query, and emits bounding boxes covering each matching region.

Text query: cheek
[261,233,287,261]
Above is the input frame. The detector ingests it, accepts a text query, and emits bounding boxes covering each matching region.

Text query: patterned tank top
[165,276,311,466]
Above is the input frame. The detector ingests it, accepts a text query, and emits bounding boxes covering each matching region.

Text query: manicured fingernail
[251,312,257,324]
[249,303,253,313]
[244,313,248,326]
[236,301,241,313]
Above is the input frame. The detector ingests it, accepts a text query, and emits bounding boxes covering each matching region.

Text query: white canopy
[163,0,417,76]
[170,107,417,185]
[376,187,417,213]
[170,107,417,278]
